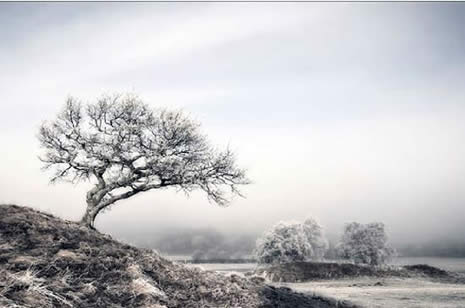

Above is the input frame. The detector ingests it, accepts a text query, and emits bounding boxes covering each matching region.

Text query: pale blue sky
[1,3,465,245]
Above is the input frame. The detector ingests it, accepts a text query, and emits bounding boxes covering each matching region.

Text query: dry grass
[128,263,167,299]
[0,268,73,308]
[0,204,348,308]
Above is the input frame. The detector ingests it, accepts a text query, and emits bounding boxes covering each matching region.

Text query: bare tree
[38,94,249,229]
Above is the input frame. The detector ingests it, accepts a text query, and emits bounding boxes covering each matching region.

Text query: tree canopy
[336,222,396,266]
[254,218,328,264]
[38,94,249,228]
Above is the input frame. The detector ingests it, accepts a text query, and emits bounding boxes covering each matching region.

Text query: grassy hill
[0,204,350,308]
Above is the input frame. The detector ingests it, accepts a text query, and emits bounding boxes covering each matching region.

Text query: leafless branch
[38,93,249,228]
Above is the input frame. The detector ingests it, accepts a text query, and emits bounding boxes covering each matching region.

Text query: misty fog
[1,3,465,257]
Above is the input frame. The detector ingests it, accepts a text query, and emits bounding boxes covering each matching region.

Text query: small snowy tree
[254,218,328,264]
[38,94,249,229]
[336,222,396,266]
[302,218,329,260]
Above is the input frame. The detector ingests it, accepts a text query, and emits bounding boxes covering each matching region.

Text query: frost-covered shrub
[302,218,329,260]
[254,218,328,264]
[336,222,396,266]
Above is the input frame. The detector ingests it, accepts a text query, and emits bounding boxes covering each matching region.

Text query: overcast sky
[1,3,465,246]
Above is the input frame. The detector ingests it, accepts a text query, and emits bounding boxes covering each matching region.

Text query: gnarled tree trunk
[80,205,100,229]
[39,95,249,231]
[80,185,106,229]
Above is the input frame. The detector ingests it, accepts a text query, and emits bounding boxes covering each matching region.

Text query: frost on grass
[0,268,72,308]
[128,264,167,300]
[0,204,343,308]
[284,277,465,308]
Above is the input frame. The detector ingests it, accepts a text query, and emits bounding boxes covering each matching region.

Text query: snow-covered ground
[281,278,465,308]
[192,261,465,308]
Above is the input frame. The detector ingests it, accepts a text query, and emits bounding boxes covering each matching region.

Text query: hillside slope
[0,204,350,308]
